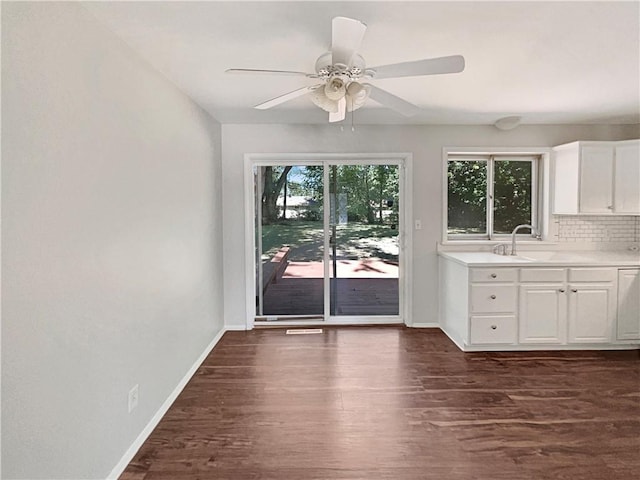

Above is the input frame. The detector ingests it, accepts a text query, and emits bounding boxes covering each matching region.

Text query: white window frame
[442,147,552,243]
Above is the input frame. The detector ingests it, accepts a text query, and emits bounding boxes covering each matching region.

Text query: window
[447,154,540,240]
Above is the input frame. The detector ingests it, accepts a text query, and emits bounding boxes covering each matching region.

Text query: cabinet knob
[559,289,566,293]
[571,289,578,293]
[491,325,497,330]
[490,295,497,299]
[490,273,497,278]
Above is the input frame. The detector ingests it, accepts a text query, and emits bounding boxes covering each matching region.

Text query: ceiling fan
[226,17,465,122]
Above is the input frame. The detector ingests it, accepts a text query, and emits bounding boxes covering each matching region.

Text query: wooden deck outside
[262,259,399,317]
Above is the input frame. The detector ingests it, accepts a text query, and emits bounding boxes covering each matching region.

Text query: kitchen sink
[515,251,592,262]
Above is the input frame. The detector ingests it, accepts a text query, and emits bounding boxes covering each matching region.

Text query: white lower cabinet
[519,269,615,345]
[617,269,640,340]
[519,284,566,344]
[439,260,630,351]
[470,285,517,314]
[470,315,517,344]
[567,284,615,343]
[467,268,517,346]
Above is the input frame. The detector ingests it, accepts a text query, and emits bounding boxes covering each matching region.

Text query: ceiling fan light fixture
[346,82,371,112]
[309,85,339,113]
[346,81,364,96]
[324,78,346,100]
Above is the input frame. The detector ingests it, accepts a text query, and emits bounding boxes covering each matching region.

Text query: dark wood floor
[119,327,640,480]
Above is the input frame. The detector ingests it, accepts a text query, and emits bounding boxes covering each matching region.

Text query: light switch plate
[128,384,139,413]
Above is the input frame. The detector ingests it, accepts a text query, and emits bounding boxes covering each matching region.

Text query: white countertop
[439,250,640,267]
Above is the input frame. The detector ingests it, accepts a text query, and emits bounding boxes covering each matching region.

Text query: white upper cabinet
[580,144,614,213]
[553,139,640,215]
[614,141,640,213]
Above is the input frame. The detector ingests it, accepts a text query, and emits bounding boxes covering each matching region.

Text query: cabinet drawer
[470,315,517,345]
[568,268,616,283]
[470,268,517,283]
[470,285,516,313]
[520,268,565,283]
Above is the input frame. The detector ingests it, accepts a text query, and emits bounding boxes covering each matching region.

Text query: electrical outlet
[415,220,422,230]
[128,384,139,413]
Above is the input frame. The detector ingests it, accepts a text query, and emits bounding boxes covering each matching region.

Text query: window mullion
[487,157,495,240]
[532,159,539,232]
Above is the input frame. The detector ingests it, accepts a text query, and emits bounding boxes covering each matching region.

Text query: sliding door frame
[244,153,413,329]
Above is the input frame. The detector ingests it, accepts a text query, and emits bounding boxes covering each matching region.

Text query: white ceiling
[83,1,640,126]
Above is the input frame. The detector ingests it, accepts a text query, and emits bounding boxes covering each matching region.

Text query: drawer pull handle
[490,295,497,299]
[559,289,565,293]
[490,273,497,278]
[491,325,497,330]
[571,289,578,293]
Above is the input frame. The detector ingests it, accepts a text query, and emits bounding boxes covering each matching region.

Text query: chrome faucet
[492,243,508,256]
[511,224,538,256]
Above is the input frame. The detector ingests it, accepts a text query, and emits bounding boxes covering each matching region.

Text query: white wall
[221,123,639,328]
[2,3,224,478]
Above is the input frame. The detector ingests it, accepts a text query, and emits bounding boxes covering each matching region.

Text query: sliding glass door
[329,164,399,316]
[253,159,402,322]
[256,165,324,318]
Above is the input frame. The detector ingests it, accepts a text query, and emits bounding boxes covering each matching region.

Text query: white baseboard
[224,323,248,331]
[439,325,466,350]
[106,327,227,480]
[410,322,440,328]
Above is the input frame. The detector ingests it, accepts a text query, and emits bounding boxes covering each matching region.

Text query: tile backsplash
[554,215,640,243]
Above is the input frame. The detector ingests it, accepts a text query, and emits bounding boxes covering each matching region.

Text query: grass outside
[260,220,399,262]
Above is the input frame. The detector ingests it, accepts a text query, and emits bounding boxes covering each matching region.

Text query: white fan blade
[332,17,367,67]
[364,84,420,117]
[254,85,319,110]
[226,68,317,78]
[369,55,465,79]
[329,97,347,122]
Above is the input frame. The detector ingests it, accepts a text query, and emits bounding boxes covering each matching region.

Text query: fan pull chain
[350,96,356,132]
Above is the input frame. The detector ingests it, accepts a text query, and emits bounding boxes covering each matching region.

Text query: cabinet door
[614,141,640,214]
[617,269,640,340]
[580,145,614,213]
[553,144,580,214]
[568,284,614,343]
[519,285,566,344]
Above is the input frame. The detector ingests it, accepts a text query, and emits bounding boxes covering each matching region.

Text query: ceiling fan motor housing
[315,52,367,80]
